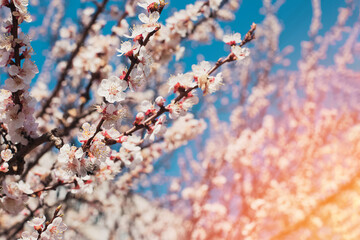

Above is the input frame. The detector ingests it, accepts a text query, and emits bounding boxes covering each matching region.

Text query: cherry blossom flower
[58,144,87,175]
[17,180,33,195]
[52,39,75,58]
[192,61,214,95]
[140,100,158,116]
[168,73,197,93]
[5,59,39,91]
[166,10,193,37]
[41,217,67,240]
[81,7,95,26]
[192,61,211,79]
[167,101,186,119]
[102,127,121,140]
[0,49,10,67]
[128,68,145,91]
[116,41,136,57]
[97,103,127,129]
[209,0,223,10]
[58,144,81,163]
[1,180,31,214]
[1,149,12,161]
[0,35,13,51]
[7,107,25,129]
[70,177,94,194]
[231,45,250,61]
[57,144,72,164]
[207,72,223,94]
[90,141,110,162]
[138,11,160,32]
[124,24,146,39]
[77,122,96,143]
[12,8,32,23]
[8,59,39,87]
[119,136,143,168]
[18,31,31,47]
[57,144,86,177]
[0,162,8,172]
[137,47,153,77]
[167,91,199,119]
[0,89,12,108]
[181,93,199,110]
[138,0,163,12]
[97,76,128,103]
[13,0,29,13]
[184,2,203,21]
[96,159,119,181]
[145,115,167,142]
[5,77,26,92]
[223,33,241,45]
[27,216,46,231]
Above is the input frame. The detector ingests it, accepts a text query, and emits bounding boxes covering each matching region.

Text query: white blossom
[1,149,13,162]
[231,45,250,61]
[138,11,160,32]
[97,76,128,103]
[41,217,67,240]
[116,41,135,57]
[223,33,241,45]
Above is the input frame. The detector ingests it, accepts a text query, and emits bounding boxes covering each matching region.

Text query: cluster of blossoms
[165,0,223,38]
[0,0,355,239]
[0,0,38,145]
[192,61,223,95]
[52,0,169,192]
[0,179,32,214]
[1,0,31,23]
[20,207,67,240]
[115,1,164,90]
[91,0,252,172]
[223,32,250,60]
[0,148,12,172]
[0,0,256,239]
[167,73,198,119]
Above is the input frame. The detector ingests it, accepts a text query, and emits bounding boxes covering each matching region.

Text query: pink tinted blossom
[97,76,128,103]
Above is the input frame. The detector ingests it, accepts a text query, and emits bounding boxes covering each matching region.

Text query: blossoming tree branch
[1,0,358,239]
[0,0,256,238]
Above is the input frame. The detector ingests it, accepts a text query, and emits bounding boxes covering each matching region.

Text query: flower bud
[155,96,165,107]
[134,112,145,125]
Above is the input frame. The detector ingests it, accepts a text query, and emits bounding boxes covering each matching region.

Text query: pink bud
[155,96,165,107]
[134,112,145,125]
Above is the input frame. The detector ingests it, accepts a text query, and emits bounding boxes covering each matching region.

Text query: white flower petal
[138,13,149,24]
